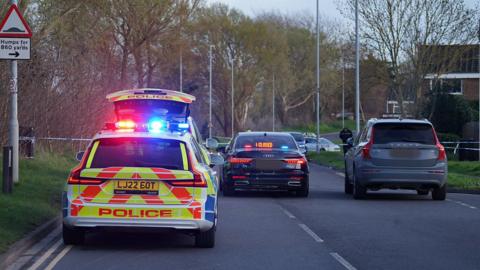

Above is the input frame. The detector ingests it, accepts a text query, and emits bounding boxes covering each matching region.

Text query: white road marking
[336,172,345,177]
[298,223,324,243]
[447,199,477,209]
[26,239,63,270]
[330,252,357,270]
[44,245,73,270]
[282,209,296,219]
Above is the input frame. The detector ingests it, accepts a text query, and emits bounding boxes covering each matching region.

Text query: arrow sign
[0,4,32,38]
[0,38,30,60]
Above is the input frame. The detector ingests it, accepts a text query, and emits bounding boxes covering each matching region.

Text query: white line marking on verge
[27,239,63,270]
[282,209,296,219]
[298,223,324,243]
[330,252,357,270]
[336,172,345,177]
[44,245,72,270]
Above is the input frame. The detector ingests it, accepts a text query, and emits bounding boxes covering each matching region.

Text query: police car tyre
[353,171,367,200]
[417,190,429,195]
[432,184,446,201]
[62,225,85,245]
[344,168,353,195]
[195,226,215,248]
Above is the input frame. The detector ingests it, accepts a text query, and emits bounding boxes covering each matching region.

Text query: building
[423,45,479,100]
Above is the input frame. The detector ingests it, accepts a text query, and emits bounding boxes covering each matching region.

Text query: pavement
[8,164,480,270]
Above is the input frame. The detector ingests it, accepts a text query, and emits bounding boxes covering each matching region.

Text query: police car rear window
[373,123,435,145]
[88,138,188,170]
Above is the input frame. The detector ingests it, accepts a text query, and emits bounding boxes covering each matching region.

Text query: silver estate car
[344,118,447,200]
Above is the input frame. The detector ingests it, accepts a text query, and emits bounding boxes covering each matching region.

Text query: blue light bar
[148,119,164,133]
[281,145,289,150]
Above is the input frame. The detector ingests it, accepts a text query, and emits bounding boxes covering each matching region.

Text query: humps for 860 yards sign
[0,4,32,60]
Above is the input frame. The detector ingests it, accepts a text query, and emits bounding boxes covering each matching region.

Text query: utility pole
[355,0,361,135]
[9,0,19,184]
[315,0,321,152]
[477,17,479,161]
[273,73,275,132]
[230,53,235,137]
[209,45,213,139]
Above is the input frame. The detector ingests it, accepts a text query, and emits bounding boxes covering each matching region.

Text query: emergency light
[148,119,165,133]
[103,118,189,134]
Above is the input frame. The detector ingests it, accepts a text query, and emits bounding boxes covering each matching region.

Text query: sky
[206,0,478,24]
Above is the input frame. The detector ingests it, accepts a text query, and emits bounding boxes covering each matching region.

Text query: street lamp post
[230,54,235,137]
[355,0,361,135]
[9,0,19,183]
[477,18,480,161]
[342,50,345,129]
[273,73,275,132]
[209,45,213,139]
[316,0,321,152]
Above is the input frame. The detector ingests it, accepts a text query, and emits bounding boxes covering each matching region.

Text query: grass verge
[307,151,344,170]
[0,152,76,253]
[307,152,480,191]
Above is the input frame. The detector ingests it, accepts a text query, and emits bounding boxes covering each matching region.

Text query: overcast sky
[206,0,478,24]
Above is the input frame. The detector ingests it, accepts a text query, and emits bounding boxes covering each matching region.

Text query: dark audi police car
[222,132,309,197]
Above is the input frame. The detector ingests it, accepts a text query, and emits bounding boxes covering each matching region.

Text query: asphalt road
[19,164,480,270]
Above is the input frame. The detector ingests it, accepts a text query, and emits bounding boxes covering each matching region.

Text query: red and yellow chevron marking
[70,165,213,220]
[80,167,193,180]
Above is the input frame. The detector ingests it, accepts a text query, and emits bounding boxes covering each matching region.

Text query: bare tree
[343,0,477,116]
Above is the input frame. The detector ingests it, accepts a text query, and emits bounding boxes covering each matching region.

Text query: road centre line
[282,209,296,219]
[27,239,63,270]
[330,252,357,270]
[44,245,73,270]
[447,199,477,210]
[298,223,324,243]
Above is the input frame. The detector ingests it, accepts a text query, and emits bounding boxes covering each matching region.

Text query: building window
[385,100,414,115]
[440,79,463,95]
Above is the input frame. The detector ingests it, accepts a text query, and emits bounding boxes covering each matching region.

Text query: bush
[436,133,460,143]
[423,93,473,136]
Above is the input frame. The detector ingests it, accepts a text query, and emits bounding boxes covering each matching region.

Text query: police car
[62,90,223,248]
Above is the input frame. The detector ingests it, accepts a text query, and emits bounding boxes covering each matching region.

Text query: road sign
[0,4,31,60]
[0,4,32,38]
[0,38,30,59]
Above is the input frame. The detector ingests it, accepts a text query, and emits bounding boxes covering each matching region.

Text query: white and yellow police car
[62,93,222,248]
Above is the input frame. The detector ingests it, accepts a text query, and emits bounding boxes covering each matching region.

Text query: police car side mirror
[206,138,219,150]
[76,151,85,161]
[209,153,224,168]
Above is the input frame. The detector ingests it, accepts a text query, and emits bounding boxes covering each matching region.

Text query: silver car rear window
[373,123,435,145]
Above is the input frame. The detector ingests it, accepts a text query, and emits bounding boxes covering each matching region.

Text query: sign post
[0,2,32,184]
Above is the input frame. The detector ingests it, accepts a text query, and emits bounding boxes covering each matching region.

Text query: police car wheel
[195,226,215,248]
[62,225,85,245]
